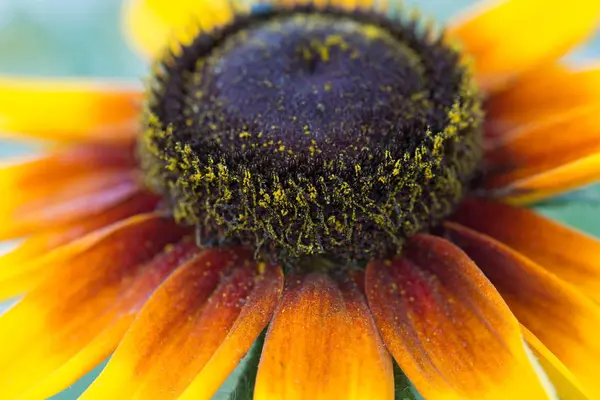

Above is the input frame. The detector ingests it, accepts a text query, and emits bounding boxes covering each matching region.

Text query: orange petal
[493,152,600,204]
[0,214,191,400]
[254,270,394,400]
[452,198,600,305]
[484,105,600,186]
[522,327,589,400]
[366,234,552,400]
[0,145,136,185]
[123,0,238,58]
[0,145,141,240]
[449,0,600,91]
[443,222,600,398]
[0,167,144,240]
[0,78,142,143]
[81,248,282,400]
[0,192,160,300]
[486,63,600,134]
[483,101,600,202]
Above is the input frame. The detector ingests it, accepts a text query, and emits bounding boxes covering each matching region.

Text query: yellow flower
[1,0,600,399]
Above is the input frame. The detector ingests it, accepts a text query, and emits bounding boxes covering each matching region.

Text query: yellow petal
[123,0,238,58]
[0,78,142,143]
[82,248,282,400]
[444,222,600,398]
[366,234,552,400]
[449,0,600,91]
[522,327,590,400]
[0,214,190,400]
[452,198,600,305]
[254,270,394,400]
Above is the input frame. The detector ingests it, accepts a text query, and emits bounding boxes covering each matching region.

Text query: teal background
[0,0,599,398]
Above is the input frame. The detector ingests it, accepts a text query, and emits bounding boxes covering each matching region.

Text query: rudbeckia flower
[1,0,600,398]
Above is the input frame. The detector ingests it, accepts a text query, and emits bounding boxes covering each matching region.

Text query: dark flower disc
[140,5,483,265]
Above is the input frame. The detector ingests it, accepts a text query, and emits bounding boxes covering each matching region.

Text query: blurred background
[1,0,600,398]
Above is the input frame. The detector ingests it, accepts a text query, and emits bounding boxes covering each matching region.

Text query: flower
[1,0,600,399]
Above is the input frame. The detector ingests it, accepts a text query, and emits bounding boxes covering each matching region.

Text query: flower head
[1,0,600,399]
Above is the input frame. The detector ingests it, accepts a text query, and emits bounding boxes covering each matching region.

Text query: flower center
[140,6,483,264]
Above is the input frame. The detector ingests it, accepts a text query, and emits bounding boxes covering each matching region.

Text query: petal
[0,214,191,400]
[493,152,600,204]
[449,0,600,91]
[483,102,600,202]
[0,191,160,300]
[366,234,552,400]
[123,0,237,58]
[0,145,136,183]
[522,328,589,400]
[81,248,283,400]
[0,78,142,143]
[0,169,143,240]
[484,105,600,185]
[443,222,600,398]
[452,198,600,304]
[254,270,394,400]
[0,145,140,240]
[486,64,600,134]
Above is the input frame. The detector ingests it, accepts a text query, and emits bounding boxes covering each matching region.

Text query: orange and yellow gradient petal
[81,248,283,400]
[366,234,553,400]
[0,192,160,300]
[444,222,600,398]
[452,199,600,305]
[0,145,142,241]
[0,214,191,400]
[254,270,394,400]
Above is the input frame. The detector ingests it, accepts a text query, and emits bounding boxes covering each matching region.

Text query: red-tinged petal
[452,198,600,304]
[0,192,160,300]
[0,168,143,240]
[0,145,137,239]
[366,234,552,400]
[486,63,600,134]
[254,271,394,400]
[178,263,283,400]
[0,214,192,400]
[0,78,142,143]
[448,0,600,91]
[124,0,237,58]
[522,328,589,400]
[443,222,600,398]
[0,145,136,185]
[81,248,282,400]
